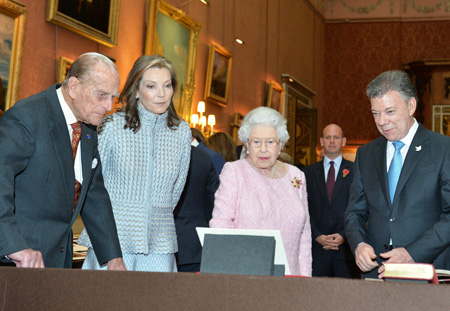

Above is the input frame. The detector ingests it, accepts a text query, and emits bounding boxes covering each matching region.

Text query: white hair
[238,107,289,144]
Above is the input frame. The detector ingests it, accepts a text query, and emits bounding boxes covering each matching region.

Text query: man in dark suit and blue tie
[303,124,359,278]
[344,70,450,278]
[0,52,125,270]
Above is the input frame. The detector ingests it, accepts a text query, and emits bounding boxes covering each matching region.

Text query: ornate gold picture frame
[56,57,73,83]
[266,81,284,112]
[145,0,201,122]
[46,0,120,47]
[231,112,244,144]
[205,43,232,107]
[0,1,27,112]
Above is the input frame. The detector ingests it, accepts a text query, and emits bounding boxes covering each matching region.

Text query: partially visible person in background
[278,151,292,164]
[191,128,225,176]
[174,136,220,272]
[208,131,238,162]
[236,144,247,159]
[78,54,191,272]
[210,107,312,276]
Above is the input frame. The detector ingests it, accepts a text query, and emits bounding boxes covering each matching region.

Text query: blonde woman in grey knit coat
[78,55,191,272]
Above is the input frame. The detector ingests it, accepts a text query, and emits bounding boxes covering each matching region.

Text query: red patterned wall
[324,20,450,145]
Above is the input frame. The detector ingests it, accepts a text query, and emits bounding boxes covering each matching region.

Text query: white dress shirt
[57,87,83,184]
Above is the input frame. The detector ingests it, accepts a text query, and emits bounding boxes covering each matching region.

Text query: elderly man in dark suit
[303,124,359,278]
[344,70,450,279]
[0,52,125,270]
[174,141,220,272]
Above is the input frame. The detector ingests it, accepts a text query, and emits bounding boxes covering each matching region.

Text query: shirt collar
[324,154,343,168]
[57,86,78,126]
[387,118,418,149]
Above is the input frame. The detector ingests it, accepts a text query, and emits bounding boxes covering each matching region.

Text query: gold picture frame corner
[1,0,27,111]
[46,0,120,47]
[266,80,284,112]
[56,57,74,83]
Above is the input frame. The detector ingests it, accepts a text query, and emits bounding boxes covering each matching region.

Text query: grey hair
[62,52,118,87]
[366,70,417,104]
[238,107,289,144]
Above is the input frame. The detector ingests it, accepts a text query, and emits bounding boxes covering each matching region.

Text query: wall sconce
[200,115,207,132]
[191,113,199,128]
[191,100,215,138]
[208,114,216,135]
[197,100,205,118]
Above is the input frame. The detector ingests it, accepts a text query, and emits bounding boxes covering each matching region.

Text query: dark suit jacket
[0,84,122,268]
[197,142,225,176]
[303,159,354,261]
[174,146,219,266]
[344,124,450,278]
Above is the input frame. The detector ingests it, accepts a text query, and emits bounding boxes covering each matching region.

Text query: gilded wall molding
[339,0,384,14]
[325,0,450,21]
[404,0,449,14]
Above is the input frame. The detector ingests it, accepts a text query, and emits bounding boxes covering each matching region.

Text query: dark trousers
[312,251,360,279]
[177,263,200,273]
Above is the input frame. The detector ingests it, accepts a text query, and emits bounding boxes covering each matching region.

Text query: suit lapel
[393,125,429,204]
[314,161,328,203]
[330,159,350,204]
[373,137,391,207]
[46,85,74,214]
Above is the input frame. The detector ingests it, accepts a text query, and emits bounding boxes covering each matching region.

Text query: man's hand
[315,235,328,247]
[7,249,45,268]
[107,257,127,271]
[324,233,344,250]
[316,234,344,250]
[355,243,379,272]
[378,247,414,277]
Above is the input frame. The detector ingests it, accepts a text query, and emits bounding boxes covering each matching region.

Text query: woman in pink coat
[210,107,312,276]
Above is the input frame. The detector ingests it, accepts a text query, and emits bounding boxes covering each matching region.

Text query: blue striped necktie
[388,141,405,203]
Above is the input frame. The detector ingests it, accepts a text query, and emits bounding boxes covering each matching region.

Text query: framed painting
[0,1,27,112]
[266,81,284,112]
[46,0,120,47]
[230,112,244,144]
[56,57,73,83]
[145,0,201,122]
[205,43,232,106]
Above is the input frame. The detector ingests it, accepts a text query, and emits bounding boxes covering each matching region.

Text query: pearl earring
[246,149,250,154]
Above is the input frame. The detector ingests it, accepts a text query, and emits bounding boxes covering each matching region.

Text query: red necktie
[326,161,335,203]
[71,122,82,211]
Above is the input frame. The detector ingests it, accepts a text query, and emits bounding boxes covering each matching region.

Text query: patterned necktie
[71,122,82,211]
[388,141,405,203]
[326,161,335,203]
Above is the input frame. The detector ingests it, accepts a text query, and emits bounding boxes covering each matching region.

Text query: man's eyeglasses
[248,139,280,149]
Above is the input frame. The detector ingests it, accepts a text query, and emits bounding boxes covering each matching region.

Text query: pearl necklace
[250,161,277,178]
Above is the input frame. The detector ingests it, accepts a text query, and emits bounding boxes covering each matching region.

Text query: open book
[435,269,450,283]
[382,263,439,284]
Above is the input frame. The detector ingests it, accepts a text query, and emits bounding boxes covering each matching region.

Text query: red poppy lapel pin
[342,169,350,178]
